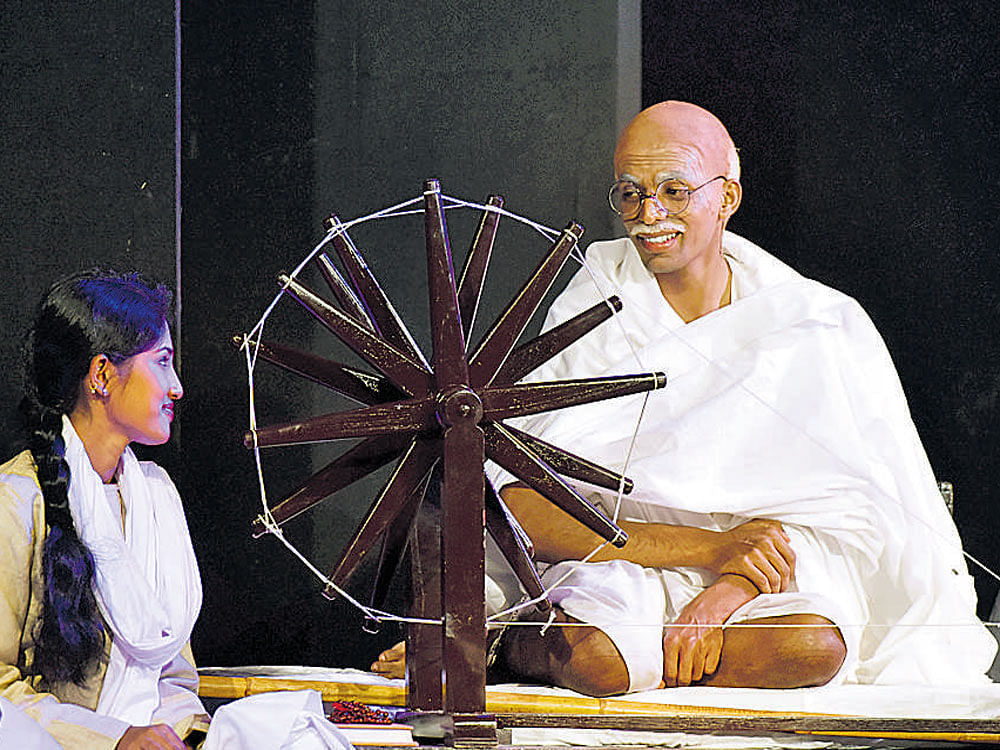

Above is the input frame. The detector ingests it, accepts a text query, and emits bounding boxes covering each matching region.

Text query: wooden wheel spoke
[234,334,402,405]
[280,273,432,396]
[244,395,437,449]
[326,215,430,367]
[369,469,435,610]
[484,423,627,547]
[500,423,633,494]
[484,478,548,609]
[468,223,583,388]
[424,179,470,389]
[493,296,622,385]
[251,434,411,537]
[482,372,666,422]
[315,252,377,333]
[457,195,503,338]
[324,438,440,595]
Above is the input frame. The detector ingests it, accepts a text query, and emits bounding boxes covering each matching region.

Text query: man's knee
[710,614,846,688]
[502,610,630,697]
[766,614,847,687]
[791,616,847,686]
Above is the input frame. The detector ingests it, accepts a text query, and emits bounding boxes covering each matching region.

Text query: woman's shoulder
[0,451,42,541]
[0,451,41,497]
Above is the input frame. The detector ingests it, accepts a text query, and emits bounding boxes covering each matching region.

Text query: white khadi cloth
[202,690,353,750]
[62,416,202,725]
[487,232,996,686]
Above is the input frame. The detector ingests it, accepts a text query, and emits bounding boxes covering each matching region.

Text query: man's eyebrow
[616,171,688,185]
[654,170,688,183]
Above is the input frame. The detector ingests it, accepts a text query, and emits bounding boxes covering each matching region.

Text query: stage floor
[197,666,1000,747]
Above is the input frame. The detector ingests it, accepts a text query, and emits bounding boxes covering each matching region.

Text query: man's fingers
[765,547,793,591]
[662,638,679,687]
[731,555,774,594]
[705,629,723,675]
[676,637,695,686]
[689,640,706,684]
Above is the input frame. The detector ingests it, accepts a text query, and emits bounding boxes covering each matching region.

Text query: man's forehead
[613,139,708,180]
[613,101,733,177]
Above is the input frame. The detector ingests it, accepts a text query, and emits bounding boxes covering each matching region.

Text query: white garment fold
[487,232,996,685]
[202,690,353,750]
[62,416,202,725]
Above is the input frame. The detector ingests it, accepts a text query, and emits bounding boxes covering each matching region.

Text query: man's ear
[88,354,113,397]
[720,179,742,222]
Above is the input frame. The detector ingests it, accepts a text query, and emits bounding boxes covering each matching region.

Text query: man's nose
[638,194,668,224]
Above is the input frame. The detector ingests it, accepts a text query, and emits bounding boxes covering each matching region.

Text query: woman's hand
[116,724,186,749]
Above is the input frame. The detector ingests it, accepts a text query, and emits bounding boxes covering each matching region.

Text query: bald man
[375,102,994,696]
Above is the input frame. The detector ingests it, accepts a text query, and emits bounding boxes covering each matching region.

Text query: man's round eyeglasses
[608,175,727,220]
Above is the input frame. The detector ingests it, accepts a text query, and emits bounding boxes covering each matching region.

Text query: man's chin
[631,240,683,275]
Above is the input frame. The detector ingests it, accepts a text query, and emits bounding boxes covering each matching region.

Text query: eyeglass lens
[610,181,692,218]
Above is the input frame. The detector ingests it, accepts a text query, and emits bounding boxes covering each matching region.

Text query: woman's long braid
[23,397,104,686]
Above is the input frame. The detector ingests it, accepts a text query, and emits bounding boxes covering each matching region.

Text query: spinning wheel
[240,180,665,726]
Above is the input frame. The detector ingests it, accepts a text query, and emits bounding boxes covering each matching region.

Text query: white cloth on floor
[201,690,352,750]
[487,232,995,689]
[0,698,62,749]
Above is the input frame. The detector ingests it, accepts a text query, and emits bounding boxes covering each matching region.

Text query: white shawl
[492,232,996,685]
[62,416,202,724]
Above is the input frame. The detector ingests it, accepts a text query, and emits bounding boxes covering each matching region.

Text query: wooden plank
[198,675,1000,744]
[497,713,1000,745]
[198,674,406,706]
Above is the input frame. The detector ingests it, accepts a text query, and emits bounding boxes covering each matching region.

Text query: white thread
[485,619,1000,630]
[538,608,558,636]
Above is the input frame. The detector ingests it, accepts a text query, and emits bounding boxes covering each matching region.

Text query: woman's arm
[153,644,210,741]
[0,473,131,749]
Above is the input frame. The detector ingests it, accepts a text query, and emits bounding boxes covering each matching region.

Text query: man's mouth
[634,229,682,250]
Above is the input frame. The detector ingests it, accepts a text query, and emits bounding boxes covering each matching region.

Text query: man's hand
[661,573,757,687]
[115,725,186,749]
[662,617,723,687]
[371,640,405,679]
[709,519,794,593]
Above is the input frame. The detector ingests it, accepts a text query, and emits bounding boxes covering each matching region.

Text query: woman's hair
[20,269,172,686]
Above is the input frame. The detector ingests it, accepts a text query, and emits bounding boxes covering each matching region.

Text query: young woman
[0,270,207,749]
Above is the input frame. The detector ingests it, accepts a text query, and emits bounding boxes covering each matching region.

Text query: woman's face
[105,327,183,446]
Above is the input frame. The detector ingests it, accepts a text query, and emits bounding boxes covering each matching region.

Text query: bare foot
[371,641,405,679]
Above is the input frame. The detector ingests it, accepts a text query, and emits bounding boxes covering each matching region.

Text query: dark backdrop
[642,0,1000,614]
[178,0,637,668]
[3,0,997,674]
[0,2,178,456]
